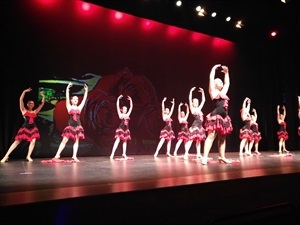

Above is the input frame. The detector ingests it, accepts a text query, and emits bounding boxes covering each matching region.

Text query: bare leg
[244,141,251,156]
[154,138,165,157]
[72,139,79,162]
[166,140,171,156]
[282,141,289,153]
[239,138,247,156]
[122,141,128,159]
[110,138,120,159]
[173,139,182,156]
[54,137,69,159]
[248,140,254,154]
[218,133,231,164]
[1,140,21,162]
[254,142,260,154]
[184,140,192,159]
[26,139,36,161]
[196,140,202,159]
[278,138,283,154]
[201,131,217,165]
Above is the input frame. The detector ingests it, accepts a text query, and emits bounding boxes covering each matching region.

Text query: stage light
[226,17,231,22]
[195,5,201,11]
[196,6,206,17]
[197,9,206,16]
[211,12,217,17]
[235,20,244,28]
[270,30,278,38]
[176,1,182,7]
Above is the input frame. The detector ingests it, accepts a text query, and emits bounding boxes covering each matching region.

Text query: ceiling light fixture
[235,20,244,28]
[196,6,206,17]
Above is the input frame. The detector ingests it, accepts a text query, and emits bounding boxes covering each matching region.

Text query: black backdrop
[1,0,299,159]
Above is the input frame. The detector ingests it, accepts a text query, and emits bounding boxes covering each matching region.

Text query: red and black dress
[159,118,175,141]
[14,111,40,141]
[277,121,288,140]
[250,121,262,142]
[204,94,233,135]
[61,109,85,141]
[177,120,189,142]
[239,118,252,141]
[189,113,206,141]
[114,116,131,141]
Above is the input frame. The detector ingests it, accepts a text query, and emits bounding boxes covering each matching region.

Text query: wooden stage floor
[1,150,300,224]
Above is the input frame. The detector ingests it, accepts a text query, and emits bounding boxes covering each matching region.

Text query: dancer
[277,104,289,154]
[173,102,189,157]
[110,94,133,160]
[1,87,45,162]
[52,82,88,162]
[154,97,175,157]
[201,64,233,165]
[184,87,206,160]
[239,97,252,156]
[248,108,262,155]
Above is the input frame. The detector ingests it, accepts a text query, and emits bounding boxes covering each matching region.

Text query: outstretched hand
[24,87,32,93]
[67,82,72,89]
[221,65,228,74]
[83,83,88,91]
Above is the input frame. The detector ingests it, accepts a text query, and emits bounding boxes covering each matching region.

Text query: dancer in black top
[277,105,289,154]
[173,102,190,157]
[154,97,175,157]
[239,97,252,156]
[52,82,88,162]
[1,87,45,162]
[110,94,133,160]
[248,108,262,155]
[184,87,206,160]
[201,64,233,165]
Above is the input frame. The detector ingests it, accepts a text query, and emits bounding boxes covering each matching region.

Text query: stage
[1,151,300,224]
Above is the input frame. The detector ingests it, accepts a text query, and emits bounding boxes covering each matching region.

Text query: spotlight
[176,1,182,7]
[197,9,206,17]
[270,30,278,38]
[226,17,231,22]
[196,6,206,17]
[235,20,244,28]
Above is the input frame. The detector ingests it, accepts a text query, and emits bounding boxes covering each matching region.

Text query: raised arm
[220,65,230,96]
[34,91,45,114]
[127,95,133,116]
[277,105,281,122]
[177,102,183,122]
[116,95,122,118]
[189,87,195,110]
[282,105,286,119]
[198,87,205,110]
[78,83,88,111]
[20,87,32,114]
[208,64,221,99]
[161,97,166,118]
[184,103,189,119]
[65,82,72,111]
[169,98,175,116]
[252,108,257,122]
[241,97,250,111]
